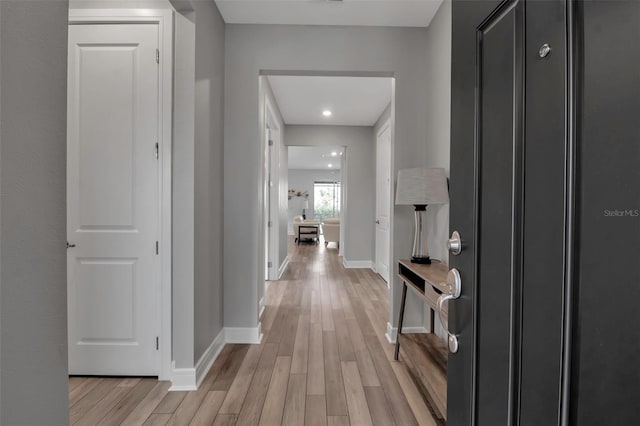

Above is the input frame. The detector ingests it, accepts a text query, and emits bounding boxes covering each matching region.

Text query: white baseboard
[194,329,226,388]
[169,362,197,391]
[385,321,429,344]
[170,324,262,390]
[259,296,266,319]
[225,324,263,344]
[278,256,289,279]
[343,259,374,270]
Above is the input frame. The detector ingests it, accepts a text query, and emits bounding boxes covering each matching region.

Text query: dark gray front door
[450,1,640,425]
[569,2,640,424]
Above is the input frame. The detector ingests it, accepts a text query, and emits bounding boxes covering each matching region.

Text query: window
[314,181,341,221]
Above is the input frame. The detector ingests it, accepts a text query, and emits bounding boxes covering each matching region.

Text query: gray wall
[0,1,69,424]
[193,0,225,364]
[172,10,196,368]
[224,22,452,332]
[286,126,374,262]
[423,0,451,266]
[224,24,432,331]
[172,0,226,368]
[287,169,343,232]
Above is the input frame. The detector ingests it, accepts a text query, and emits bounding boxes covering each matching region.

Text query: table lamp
[395,168,449,264]
[302,199,309,220]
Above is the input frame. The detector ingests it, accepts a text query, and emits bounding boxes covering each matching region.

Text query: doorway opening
[288,146,345,250]
[258,72,395,321]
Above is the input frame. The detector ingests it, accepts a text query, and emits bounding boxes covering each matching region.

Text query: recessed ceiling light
[339,152,343,156]
[322,110,332,117]
[331,151,337,156]
[328,164,333,168]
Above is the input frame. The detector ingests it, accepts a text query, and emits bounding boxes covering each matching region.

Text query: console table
[297,224,319,245]
[394,259,449,359]
[394,259,450,420]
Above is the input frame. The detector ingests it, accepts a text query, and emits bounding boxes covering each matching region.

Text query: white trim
[375,117,392,284]
[225,325,264,344]
[259,297,266,319]
[169,362,196,391]
[343,259,375,270]
[278,256,290,279]
[385,322,429,344]
[264,95,282,282]
[68,8,174,382]
[195,329,226,388]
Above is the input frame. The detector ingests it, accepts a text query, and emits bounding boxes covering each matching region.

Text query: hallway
[68,241,438,425]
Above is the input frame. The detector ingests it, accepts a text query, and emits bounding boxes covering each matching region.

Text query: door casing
[375,119,392,284]
[68,8,173,381]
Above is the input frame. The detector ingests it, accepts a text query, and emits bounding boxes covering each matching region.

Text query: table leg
[394,282,408,361]
[430,307,435,333]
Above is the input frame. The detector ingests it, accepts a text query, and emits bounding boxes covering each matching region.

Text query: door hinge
[156,336,159,350]
[268,261,273,268]
[156,48,160,64]
[268,139,274,146]
[155,142,159,159]
[268,221,273,228]
[155,241,159,255]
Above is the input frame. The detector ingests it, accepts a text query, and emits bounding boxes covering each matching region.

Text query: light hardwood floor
[69,238,440,425]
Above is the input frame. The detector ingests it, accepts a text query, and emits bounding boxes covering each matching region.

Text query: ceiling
[215,0,443,28]
[288,146,344,170]
[267,76,392,126]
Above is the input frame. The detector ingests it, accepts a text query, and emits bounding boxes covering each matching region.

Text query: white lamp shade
[395,167,449,205]
[302,200,309,209]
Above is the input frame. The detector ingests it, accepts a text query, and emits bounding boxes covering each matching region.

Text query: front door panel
[450,1,568,424]
[476,3,523,423]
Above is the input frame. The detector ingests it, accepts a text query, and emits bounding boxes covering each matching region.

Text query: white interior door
[67,23,160,375]
[375,124,391,283]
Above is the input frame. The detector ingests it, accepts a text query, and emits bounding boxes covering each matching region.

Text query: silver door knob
[447,231,462,255]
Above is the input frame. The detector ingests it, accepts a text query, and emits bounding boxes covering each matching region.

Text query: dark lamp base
[411,256,431,264]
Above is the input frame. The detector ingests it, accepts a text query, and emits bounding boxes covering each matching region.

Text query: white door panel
[67,24,160,376]
[376,125,391,283]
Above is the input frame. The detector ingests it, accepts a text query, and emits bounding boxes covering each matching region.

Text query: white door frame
[68,9,173,381]
[264,95,281,282]
[375,119,393,284]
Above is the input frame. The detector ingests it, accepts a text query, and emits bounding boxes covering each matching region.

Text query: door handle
[447,231,462,255]
[376,220,380,224]
[436,268,462,353]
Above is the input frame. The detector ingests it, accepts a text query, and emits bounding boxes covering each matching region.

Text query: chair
[322,218,340,247]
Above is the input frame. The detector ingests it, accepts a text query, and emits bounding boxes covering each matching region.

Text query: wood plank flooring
[69,238,439,425]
